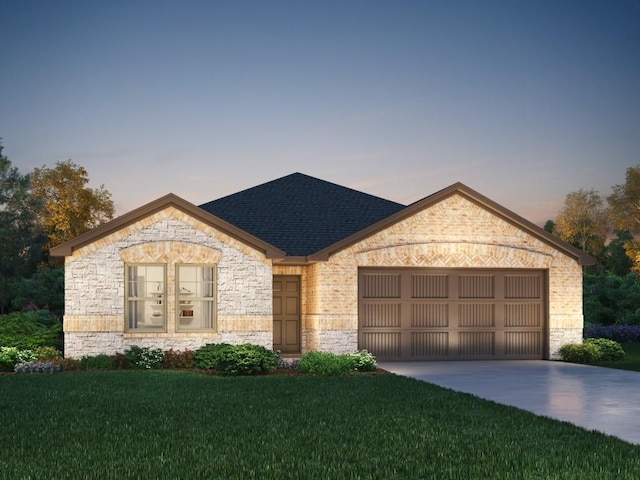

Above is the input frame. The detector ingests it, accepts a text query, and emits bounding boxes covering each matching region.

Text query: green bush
[0,310,62,349]
[193,343,279,375]
[80,354,116,370]
[558,343,602,364]
[298,351,355,375]
[584,338,625,361]
[215,344,279,375]
[33,346,63,361]
[298,350,380,375]
[0,347,38,372]
[193,343,233,369]
[124,346,164,369]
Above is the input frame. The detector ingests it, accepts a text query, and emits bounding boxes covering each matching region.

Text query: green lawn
[592,342,640,372]
[1,371,639,479]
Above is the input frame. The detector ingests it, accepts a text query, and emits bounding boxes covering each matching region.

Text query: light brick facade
[61,192,586,360]
[275,194,584,359]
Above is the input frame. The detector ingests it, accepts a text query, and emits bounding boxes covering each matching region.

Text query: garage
[358,268,546,361]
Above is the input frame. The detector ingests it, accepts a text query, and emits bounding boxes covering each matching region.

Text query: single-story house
[51,172,595,361]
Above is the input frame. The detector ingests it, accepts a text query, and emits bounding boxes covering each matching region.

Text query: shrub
[14,361,61,374]
[584,324,640,343]
[194,343,279,375]
[559,343,602,364]
[215,344,279,375]
[163,349,195,369]
[0,347,38,372]
[584,338,625,361]
[33,346,63,361]
[80,354,116,370]
[124,346,164,369]
[348,350,377,372]
[297,350,380,375]
[110,352,130,369]
[0,309,62,349]
[55,357,81,371]
[194,343,233,370]
[298,351,355,375]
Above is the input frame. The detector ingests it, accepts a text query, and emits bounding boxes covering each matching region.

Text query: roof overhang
[49,193,287,259]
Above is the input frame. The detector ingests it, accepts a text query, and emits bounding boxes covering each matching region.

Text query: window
[126,264,166,330]
[177,264,216,331]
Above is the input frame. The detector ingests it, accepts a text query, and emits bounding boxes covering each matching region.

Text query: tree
[608,165,640,234]
[607,165,640,271]
[543,220,556,234]
[0,142,45,313]
[11,266,64,314]
[555,189,608,256]
[602,229,634,276]
[30,160,115,248]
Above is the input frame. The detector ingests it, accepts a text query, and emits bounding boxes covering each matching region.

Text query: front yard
[1,371,639,479]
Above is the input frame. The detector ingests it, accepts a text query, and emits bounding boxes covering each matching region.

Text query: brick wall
[301,194,584,358]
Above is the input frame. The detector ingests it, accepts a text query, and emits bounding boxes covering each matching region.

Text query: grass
[1,371,639,479]
[591,342,640,372]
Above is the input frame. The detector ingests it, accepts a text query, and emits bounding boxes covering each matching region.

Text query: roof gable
[309,182,595,266]
[50,193,286,258]
[199,173,406,257]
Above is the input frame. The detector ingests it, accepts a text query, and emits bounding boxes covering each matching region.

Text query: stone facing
[64,207,272,358]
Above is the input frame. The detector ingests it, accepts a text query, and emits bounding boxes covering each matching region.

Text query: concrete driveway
[378,360,640,445]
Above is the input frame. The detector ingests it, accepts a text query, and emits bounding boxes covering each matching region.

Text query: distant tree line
[0,141,114,315]
[545,165,640,326]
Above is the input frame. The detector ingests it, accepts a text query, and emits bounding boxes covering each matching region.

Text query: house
[51,173,595,361]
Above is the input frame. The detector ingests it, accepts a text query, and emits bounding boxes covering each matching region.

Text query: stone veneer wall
[63,206,273,358]
[302,194,584,359]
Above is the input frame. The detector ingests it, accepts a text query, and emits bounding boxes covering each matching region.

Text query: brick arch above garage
[353,242,554,269]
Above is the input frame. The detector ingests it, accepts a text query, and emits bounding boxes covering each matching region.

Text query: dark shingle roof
[199,173,406,256]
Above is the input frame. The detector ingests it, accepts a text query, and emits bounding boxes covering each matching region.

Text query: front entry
[273,275,301,353]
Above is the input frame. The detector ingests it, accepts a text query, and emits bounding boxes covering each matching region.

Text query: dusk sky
[1,1,638,226]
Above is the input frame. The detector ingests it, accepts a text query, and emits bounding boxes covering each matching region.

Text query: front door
[273,276,301,353]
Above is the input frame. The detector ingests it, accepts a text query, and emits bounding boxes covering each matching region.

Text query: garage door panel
[361,332,401,358]
[362,274,401,298]
[505,332,541,355]
[459,303,495,327]
[505,275,541,298]
[411,303,449,327]
[459,332,495,356]
[412,274,449,298]
[459,275,495,298]
[411,332,449,357]
[505,303,541,327]
[362,303,401,328]
[359,268,545,361]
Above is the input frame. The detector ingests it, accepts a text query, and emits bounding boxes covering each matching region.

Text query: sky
[1,0,639,226]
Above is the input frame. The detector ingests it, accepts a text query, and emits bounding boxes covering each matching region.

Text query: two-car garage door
[358,268,546,361]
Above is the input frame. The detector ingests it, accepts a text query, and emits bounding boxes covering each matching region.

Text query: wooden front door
[273,276,301,353]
